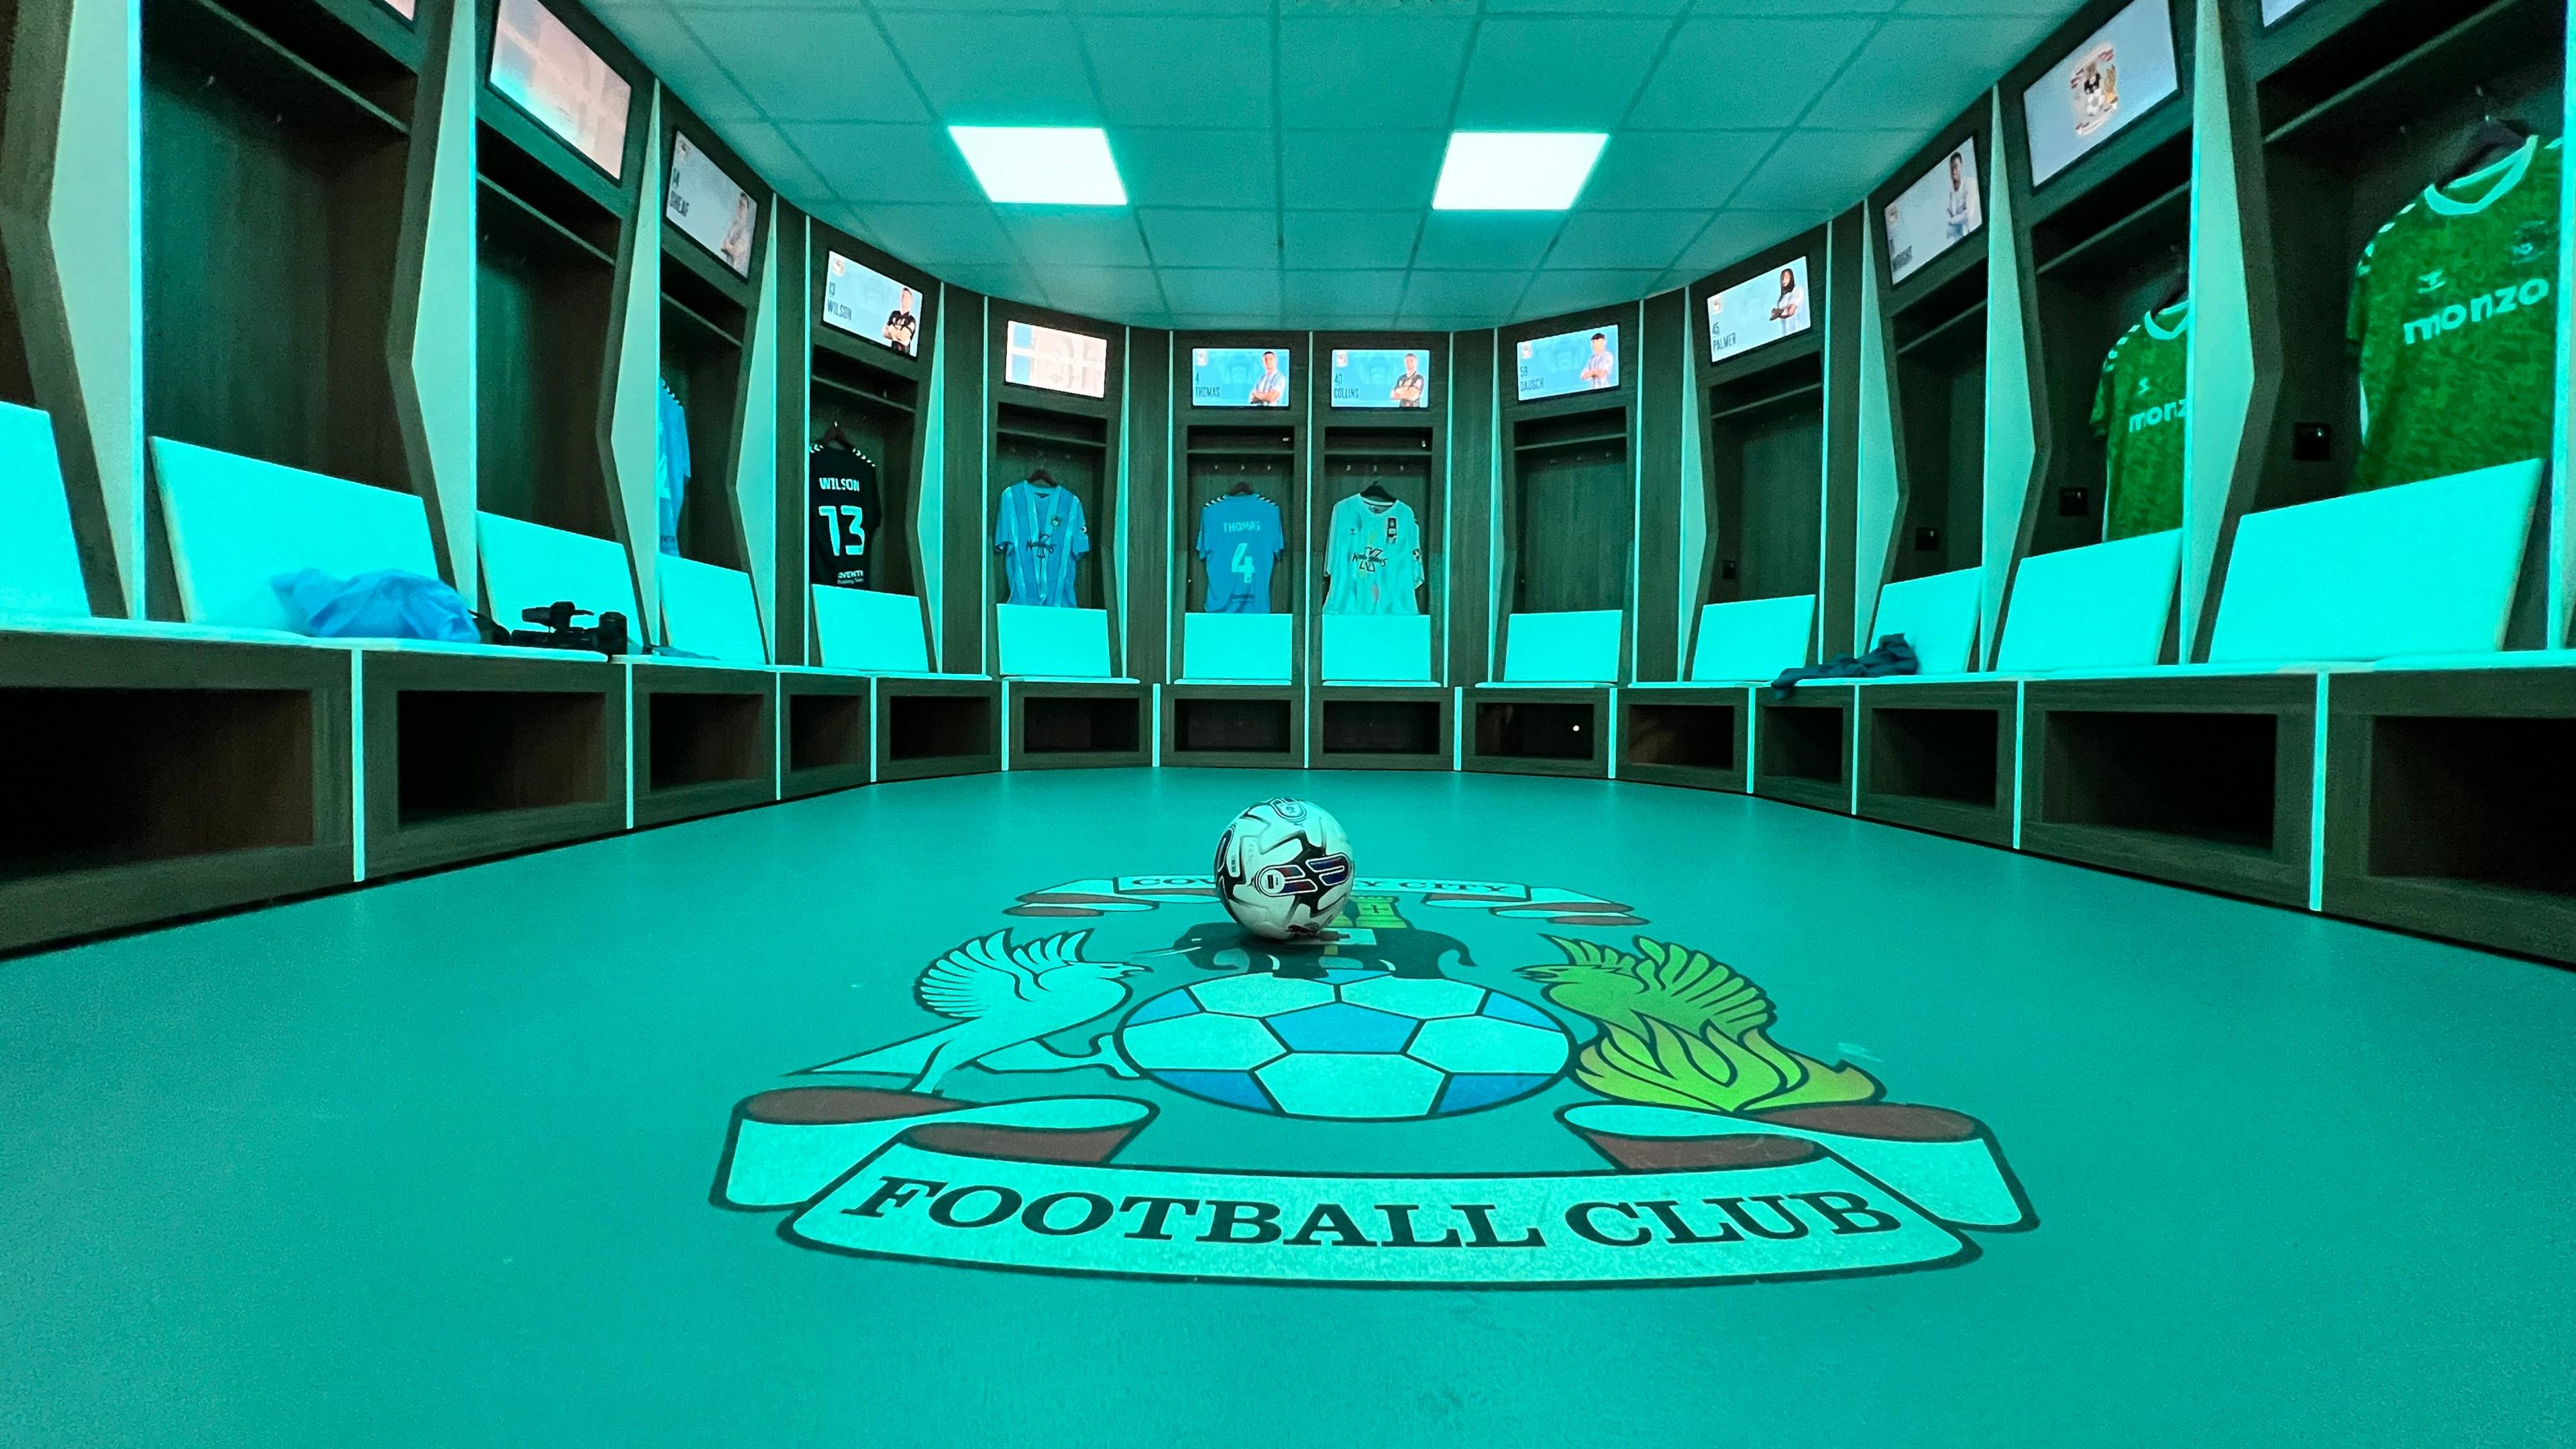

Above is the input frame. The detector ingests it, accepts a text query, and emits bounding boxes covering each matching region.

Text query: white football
[1213,798,1354,941]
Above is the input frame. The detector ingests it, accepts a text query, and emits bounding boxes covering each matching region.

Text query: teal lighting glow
[949,126,1127,205]
[1431,132,1607,211]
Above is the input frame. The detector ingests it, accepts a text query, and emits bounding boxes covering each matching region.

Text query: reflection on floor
[3,767,2571,1445]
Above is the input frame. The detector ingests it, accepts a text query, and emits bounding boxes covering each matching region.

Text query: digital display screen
[1191,346,1292,408]
[2022,0,2179,186]
[821,252,922,357]
[488,0,631,180]
[665,133,755,278]
[1707,258,1813,366]
[1005,320,1108,398]
[1330,347,1432,410]
[1885,138,1984,285]
[378,0,415,20]
[1516,325,1619,401]
[2261,0,2314,22]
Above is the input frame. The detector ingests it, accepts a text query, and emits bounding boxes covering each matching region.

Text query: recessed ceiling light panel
[950,125,1127,205]
[1432,131,1608,211]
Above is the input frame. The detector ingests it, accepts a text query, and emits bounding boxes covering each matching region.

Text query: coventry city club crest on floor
[712,877,2035,1287]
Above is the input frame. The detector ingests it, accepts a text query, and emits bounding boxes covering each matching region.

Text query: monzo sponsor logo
[2406,278,2552,345]
[2127,398,2188,433]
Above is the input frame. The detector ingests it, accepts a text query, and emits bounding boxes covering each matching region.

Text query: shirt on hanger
[994,480,1090,608]
[2091,301,2191,541]
[808,442,881,590]
[656,382,690,557]
[1324,492,1424,616]
[1196,492,1285,614]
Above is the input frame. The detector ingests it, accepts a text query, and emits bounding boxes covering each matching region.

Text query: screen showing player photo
[1885,139,1984,285]
[1330,348,1433,410]
[488,0,631,180]
[1005,320,1108,399]
[665,134,756,278]
[2022,0,2179,186]
[820,253,922,357]
[1191,347,1293,408]
[2260,0,2315,22]
[1516,325,1619,400]
[377,0,415,20]
[1706,258,1813,366]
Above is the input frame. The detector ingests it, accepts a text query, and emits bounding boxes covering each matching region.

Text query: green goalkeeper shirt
[2348,136,2562,492]
[2092,301,2192,541]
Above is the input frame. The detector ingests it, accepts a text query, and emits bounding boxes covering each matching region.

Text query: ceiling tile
[880,13,1095,123]
[1083,17,1273,128]
[1277,17,1474,130]
[938,264,1043,301]
[1806,18,2025,131]
[1672,209,1836,276]
[722,123,834,201]
[1040,265,1165,319]
[1483,0,1690,14]
[1543,210,1711,270]
[787,122,978,203]
[1285,270,1408,315]
[676,8,925,123]
[1119,129,1278,209]
[1000,209,1152,268]
[1731,129,1920,211]
[1159,268,1283,313]
[1454,19,1674,130]
[1694,0,1900,12]
[1628,17,1880,130]
[1138,208,1279,262]
[1413,213,1565,271]
[1403,270,1532,313]
[1282,211,1421,270]
[1518,268,1662,321]
[1582,130,1778,210]
[598,11,756,122]
[1282,130,1445,211]
[842,202,1021,266]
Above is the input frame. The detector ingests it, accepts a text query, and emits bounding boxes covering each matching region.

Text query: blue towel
[271,568,478,642]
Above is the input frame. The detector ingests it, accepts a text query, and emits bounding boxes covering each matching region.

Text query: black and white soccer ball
[1214,798,1355,941]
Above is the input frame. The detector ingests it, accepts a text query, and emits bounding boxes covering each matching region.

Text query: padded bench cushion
[1183,612,1293,682]
[1323,613,1434,682]
[810,584,932,673]
[2207,460,2542,664]
[659,555,769,663]
[0,400,89,619]
[154,437,441,632]
[478,513,643,635]
[998,602,1113,678]
[1688,594,1813,682]
[1502,609,1621,684]
[1996,529,2181,674]
[1869,566,1980,675]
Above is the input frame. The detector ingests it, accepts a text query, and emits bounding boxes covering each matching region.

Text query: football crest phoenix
[713,875,2034,1287]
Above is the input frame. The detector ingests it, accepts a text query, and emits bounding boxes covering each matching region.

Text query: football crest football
[1214,798,1354,941]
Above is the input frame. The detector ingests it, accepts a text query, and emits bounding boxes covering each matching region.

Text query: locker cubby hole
[1888,262,1986,582]
[1022,696,1142,755]
[647,691,765,790]
[476,124,621,540]
[2041,709,2277,852]
[1704,352,1823,605]
[1626,702,1737,771]
[395,690,606,825]
[997,403,1113,610]
[1868,706,2000,806]
[2254,0,2563,514]
[1758,703,1845,785]
[659,255,748,570]
[2363,714,2575,898]
[1322,699,1443,757]
[141,0,417,492]
[787,692,869,773]
[2028,120,2194,557]
[1173,697,1293,753]
[1183,425,1298,616]
[1474,701,1594,762]
[1511,409,1630,614]
[888,694,994,761]
[809,346,918,595]
[1,686,314,878]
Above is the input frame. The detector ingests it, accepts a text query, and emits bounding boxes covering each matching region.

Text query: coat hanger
[1029,466,1055,487]
[2443,93,2534,184]
[1362,479,1395,503]
[819,417,851,447]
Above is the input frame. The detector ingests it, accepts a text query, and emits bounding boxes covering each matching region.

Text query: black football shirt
[808,443,882,590]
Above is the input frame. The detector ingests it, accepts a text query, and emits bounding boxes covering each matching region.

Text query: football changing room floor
[3,768,2573,1446]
